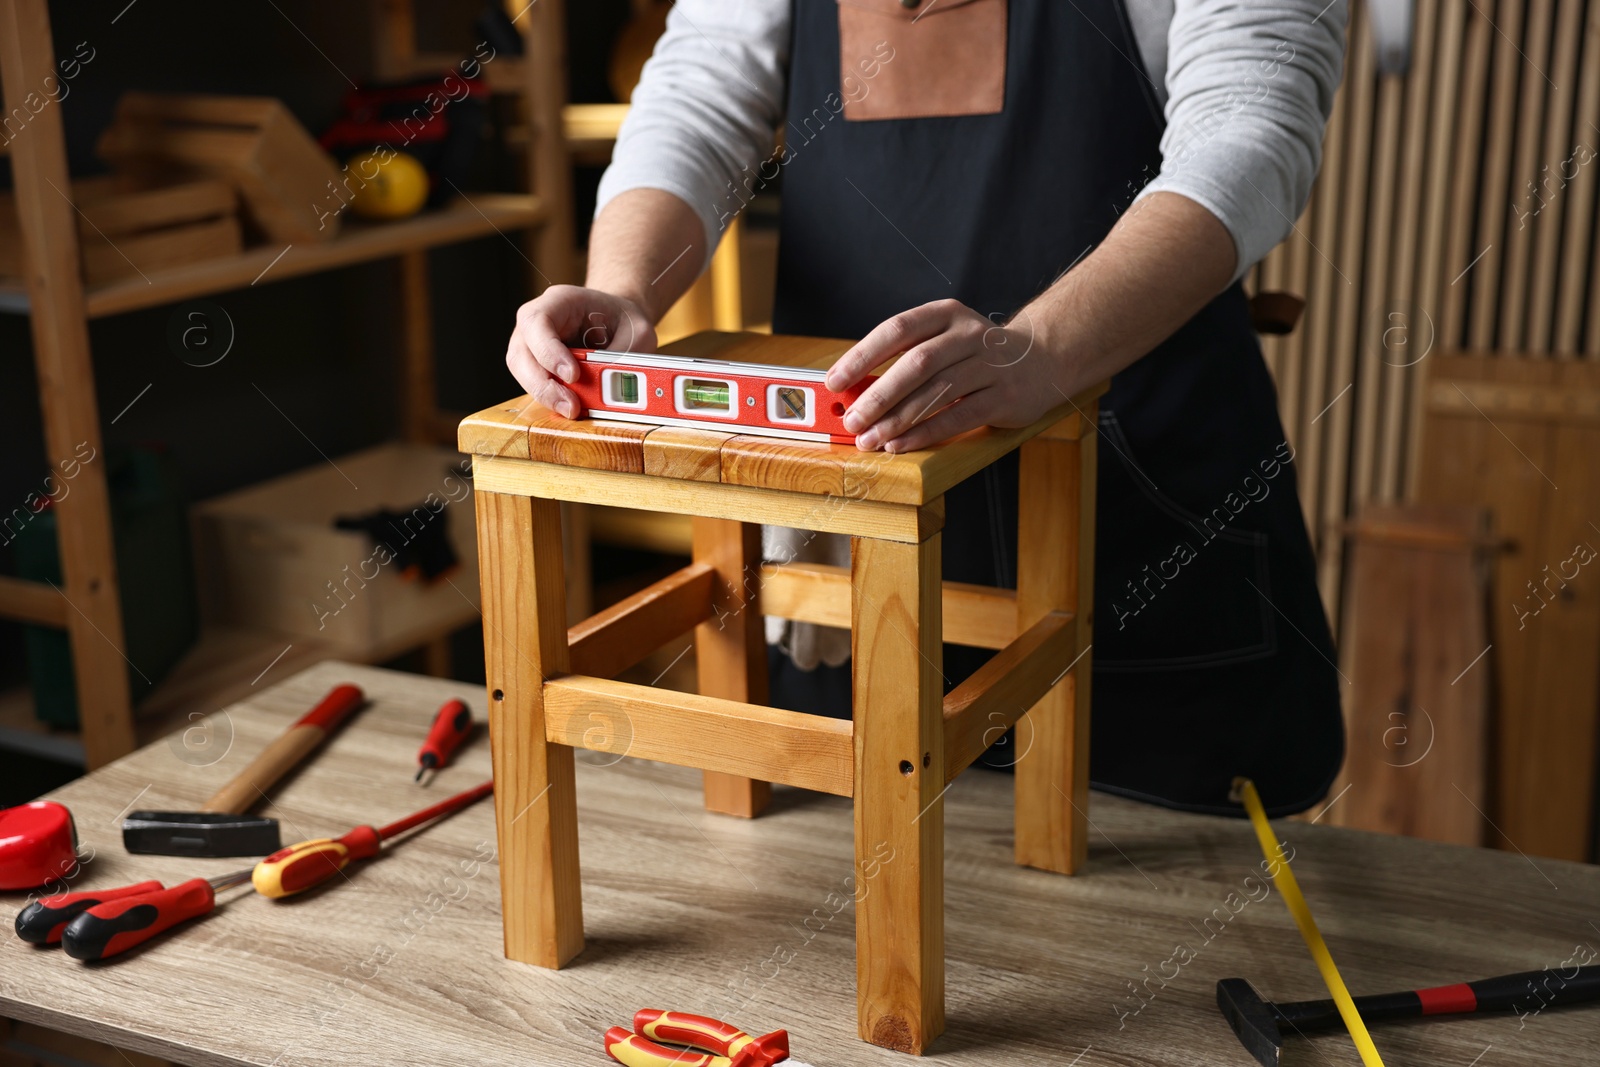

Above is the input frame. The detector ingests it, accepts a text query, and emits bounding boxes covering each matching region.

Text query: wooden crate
[0,176,240,285]
[190,444,480,656]
[97,93,342,243]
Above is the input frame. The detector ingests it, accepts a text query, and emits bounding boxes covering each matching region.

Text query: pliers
[604,1010,797,1067]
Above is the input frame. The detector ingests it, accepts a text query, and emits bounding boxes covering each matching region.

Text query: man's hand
[506,187,708,418]
[825,192,1239,453]
[824,299,1054,453]
[506,285,656,419]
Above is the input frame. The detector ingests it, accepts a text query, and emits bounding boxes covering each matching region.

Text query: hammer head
[1217,978,1284,1067]
[122,811,280,858]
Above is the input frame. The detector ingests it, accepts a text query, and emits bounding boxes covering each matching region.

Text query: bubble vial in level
[774,386,809,421]
[682,378,732,413]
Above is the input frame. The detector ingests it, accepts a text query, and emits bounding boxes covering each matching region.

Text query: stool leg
[477,491,585,967]
[693,517,773,818]
[1014,415,1097,875]
[852,532,944,1053]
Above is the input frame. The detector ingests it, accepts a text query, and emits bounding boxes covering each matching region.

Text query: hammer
[1218,968,1600,1066]
[122,684,365,858]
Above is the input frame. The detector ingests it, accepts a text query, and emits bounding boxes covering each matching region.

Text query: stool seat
[463,331,1104,1056]
[459,332,1099,506]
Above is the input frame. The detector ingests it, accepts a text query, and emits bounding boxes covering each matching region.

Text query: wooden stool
[461,331,1103,1054]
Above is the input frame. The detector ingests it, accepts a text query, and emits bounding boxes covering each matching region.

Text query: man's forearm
[1027,191,1239,398]
[585,188,708,325]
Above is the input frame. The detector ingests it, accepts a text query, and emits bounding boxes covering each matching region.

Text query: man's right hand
[506,284,657,419]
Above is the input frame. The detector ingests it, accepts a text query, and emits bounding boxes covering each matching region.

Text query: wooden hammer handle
[201,684,364,814]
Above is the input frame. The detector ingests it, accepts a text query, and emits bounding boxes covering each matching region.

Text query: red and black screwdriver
[253,779,492,898]
[15,880,166,945]
[58,869,253,961]
[415,698,474,784]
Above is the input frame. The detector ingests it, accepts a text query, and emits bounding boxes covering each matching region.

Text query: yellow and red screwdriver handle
[59,870,252,961]
[251,824,382,898]
[415,698,473,784]
[605,1011,789,1067]
[14,880,163,945]
[252,779,493,899]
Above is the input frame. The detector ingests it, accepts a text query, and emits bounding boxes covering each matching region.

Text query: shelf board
[0,192,545,319]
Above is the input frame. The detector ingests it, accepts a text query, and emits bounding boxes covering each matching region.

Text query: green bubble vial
[682,378,732,412]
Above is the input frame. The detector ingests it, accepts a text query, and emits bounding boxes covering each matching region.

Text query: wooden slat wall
[1253,0,1600,625]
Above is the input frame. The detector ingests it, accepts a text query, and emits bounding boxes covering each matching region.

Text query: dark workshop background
[3,1,1599,865]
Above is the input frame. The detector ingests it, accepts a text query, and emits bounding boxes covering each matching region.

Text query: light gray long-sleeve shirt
[596,0,1348,283]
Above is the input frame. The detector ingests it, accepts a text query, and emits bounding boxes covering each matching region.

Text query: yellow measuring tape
[1234,777,1387,1067]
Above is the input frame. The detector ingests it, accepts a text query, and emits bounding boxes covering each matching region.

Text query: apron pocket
[837,0,1006,121]
[1094,413,1279,672]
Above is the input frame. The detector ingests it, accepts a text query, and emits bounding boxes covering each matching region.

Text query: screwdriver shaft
[378,779,493,840]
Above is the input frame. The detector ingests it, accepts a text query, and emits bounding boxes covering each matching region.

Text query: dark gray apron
[767,0,1343,816]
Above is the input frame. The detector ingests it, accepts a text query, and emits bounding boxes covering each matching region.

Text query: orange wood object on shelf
[462,331,1104,1055]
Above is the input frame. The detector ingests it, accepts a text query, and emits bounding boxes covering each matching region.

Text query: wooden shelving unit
[0,0,575,768]
[0,193,546,318]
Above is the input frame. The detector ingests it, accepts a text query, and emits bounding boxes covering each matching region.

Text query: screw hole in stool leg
[899,760,914,776]
[492,688,504,701]
[922,752,931,768]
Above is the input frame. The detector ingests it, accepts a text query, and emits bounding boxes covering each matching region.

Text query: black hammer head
[1217,978,1283,1067]
[122,811,281,858]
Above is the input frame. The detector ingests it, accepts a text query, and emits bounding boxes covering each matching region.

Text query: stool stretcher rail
[568,561,716,678]
[760,561,1020,650]
[942,611,1079,782]
[543,675,854,797]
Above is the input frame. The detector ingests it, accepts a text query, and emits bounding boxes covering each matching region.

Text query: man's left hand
[824,299,1058,453]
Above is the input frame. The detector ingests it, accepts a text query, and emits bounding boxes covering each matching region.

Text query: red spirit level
[567,348,867,443]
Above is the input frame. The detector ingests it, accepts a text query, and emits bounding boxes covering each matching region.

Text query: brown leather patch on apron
[838,0,1007,121]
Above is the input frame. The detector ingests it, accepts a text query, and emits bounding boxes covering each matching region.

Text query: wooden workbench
[2,662,1595,1066]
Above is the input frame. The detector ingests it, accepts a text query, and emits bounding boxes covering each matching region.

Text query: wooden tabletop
[458,331,1107,506]
[3,661,1596,1067]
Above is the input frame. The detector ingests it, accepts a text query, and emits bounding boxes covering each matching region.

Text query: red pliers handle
[604,1010,789,1067]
